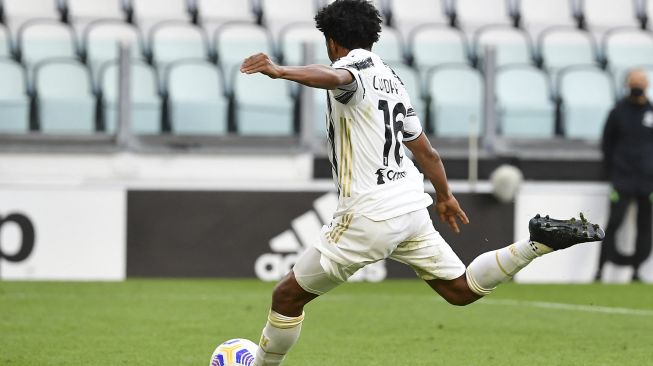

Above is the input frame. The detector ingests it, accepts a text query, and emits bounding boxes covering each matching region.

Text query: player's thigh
[389,210,465,281]
[293,246,342,296]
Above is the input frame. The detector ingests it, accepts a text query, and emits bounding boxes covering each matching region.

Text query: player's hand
[240,53,284,79]
[435,195,469,234]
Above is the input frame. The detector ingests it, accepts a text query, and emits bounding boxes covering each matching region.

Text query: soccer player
[240,1,604,365]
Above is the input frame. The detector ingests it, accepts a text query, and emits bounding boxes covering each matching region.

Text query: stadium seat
[580,0,641,31]
[427,64,483,137]
[0,59,30,133]
[603,28,653,84]
[18,21,77,70]
[557,66,615,139]
[375,27,404,65]
[166,60,228,135]
[34,59,96,133]
[278,23,330,65]
[84,21,145,81]
[2,0,61,38]
[496,65,555,137]
[474,26,533,67]
[517,0,579,38]
[150,22,209,68]
[0,25,11,57]
[452,0,514,32]
[646,0,653,29]
[387,0,450,36]
[539,27,597,73]
[196,0,257,32]
[66,0,126,36]
[260,0,318,36]
[131,0,192,37]
[409,25,469,69]
[99,60,161,134]
[214,23,274,86]
[233,71,295,135]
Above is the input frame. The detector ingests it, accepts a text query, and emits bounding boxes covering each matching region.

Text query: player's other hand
[240,53,283,79]
[435,195,469,234]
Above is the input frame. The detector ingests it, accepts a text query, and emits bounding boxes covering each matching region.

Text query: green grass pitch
[1,280,652,366]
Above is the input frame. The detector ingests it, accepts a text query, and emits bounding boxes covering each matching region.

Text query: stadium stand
[131,0,192,37]
[100,60,161,134]
[278,23,330,65]
[196,0,258,35]
[34,59,96,133]
[214,22,274,89]
[0,58,29,133]
[557,66,615,139]
[516,0,579,38]
[260,0,318,37]
[149,21,209,68]
[387,0,450,36]
[84,20,144,81]
[452,0,514,32]
[232,71,295,135]
[375,26,404,64]
[2,0,62,40]
[538,27,598,78]
[496,65,556,137]
[473,26,533,67]
[18,20,77,72]
[166,60,229,135]
[409,25,469,69]
[603,28,653,86]
[66,0,127,37]
[427,64,483,137]
[580,0,642,33]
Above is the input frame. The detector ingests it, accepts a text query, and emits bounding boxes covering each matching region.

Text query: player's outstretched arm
[240,53,353,90]
[405,133,469,233]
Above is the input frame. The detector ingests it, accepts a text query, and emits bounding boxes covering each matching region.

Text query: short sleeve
[402,103,423,142]
[330,58,366,106]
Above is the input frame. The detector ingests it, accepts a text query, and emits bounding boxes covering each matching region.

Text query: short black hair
[315,0,382,50]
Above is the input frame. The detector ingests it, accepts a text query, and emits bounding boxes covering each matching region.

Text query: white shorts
[294,208,466,295]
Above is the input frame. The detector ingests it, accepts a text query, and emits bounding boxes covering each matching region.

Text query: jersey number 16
[378,99,406,167]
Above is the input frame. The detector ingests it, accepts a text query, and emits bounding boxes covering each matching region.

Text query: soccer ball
[209,338,258,366]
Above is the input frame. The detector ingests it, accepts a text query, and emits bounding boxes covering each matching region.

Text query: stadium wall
[0,153,651,283]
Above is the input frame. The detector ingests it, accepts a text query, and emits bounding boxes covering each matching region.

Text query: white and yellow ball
[210,338,258,366]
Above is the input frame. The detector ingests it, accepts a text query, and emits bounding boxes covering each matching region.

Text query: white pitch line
[482,299,653,317]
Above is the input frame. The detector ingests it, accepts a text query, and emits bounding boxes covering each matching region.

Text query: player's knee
[271,274,307,309]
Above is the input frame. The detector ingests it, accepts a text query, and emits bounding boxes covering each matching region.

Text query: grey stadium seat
[166,60,229,135]
[580,0,641,32]
[66,0,126,36]
[2,0,61,39]
[18,20,77,70]
[100,60,161,134]
[149,22,209,68]
[409,25,469,69]
[474,26,533,67]
[427,64,483,137]
[131,0,192,37]
[496,65,556,138]
[278,23,330,65]
[539,27,598,74]
[34,59,96,134]
[452,0,514,32]
[0,59,30,133]
[214,23,274,87]
[260,0,318,37]
[375,27,404,65]
[517,0,578,38]
[388,0,450,37]
[84,21,145,81]
[233,71,295,135]
[557,66,615,140]
[603,28,653,85]
[0,24,11,57]
[197,0,257,34]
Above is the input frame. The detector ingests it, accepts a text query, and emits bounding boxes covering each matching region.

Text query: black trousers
[598,191,653,272]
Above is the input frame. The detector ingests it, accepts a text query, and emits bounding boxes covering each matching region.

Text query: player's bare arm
[240,52,354,90]
[405,133,469,233]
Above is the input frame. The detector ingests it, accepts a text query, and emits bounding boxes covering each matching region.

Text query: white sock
[466,239,553,296]
[252,310,304,366]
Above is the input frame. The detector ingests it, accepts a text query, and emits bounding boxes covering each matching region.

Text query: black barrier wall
[127,191,514,279]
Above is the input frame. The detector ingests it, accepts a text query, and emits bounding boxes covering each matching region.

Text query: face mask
[630,87,645,98]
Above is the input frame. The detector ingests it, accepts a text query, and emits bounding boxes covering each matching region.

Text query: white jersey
[325,48,432,221]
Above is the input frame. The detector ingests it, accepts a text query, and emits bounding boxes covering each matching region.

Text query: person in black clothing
[596,69,653,282]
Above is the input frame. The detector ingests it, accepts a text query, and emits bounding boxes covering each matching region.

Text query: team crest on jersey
[643,111,653,128]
